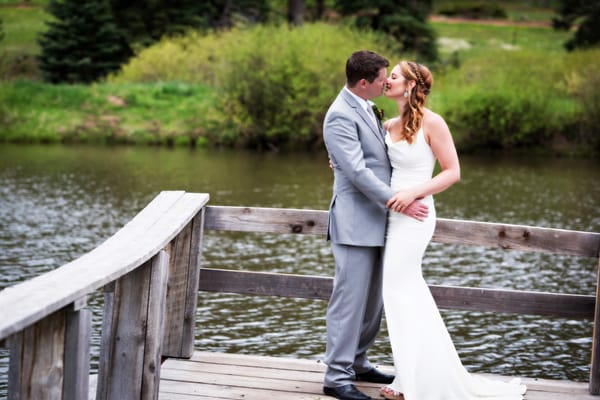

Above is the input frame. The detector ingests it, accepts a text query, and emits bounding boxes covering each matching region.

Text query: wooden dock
[155,351,596,400]
[1,190,599,400]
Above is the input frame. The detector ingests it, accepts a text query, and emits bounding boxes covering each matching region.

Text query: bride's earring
[403,90,409,98]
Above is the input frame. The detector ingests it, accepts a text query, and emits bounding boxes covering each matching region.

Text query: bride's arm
[386,112,460,213]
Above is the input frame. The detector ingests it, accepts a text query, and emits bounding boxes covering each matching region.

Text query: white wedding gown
[382,129,526,400]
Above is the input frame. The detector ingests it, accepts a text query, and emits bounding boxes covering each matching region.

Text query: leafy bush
[436,49,579,151]
[111,23,396,150]
[562,49,600,154]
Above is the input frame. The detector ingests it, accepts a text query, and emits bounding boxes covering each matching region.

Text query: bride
[379,61,527,400]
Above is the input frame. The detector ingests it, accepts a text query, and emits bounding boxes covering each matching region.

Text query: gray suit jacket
[323,88,395,246]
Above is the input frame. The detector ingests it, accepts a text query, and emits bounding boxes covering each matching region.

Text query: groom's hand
[398,200,429,221]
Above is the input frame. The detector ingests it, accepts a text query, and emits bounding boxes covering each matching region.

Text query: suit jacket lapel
[340,90,386,148]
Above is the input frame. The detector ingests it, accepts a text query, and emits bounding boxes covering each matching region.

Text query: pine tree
[108,0,269,47]
[335,0,437,62]
[38,0,132,83]
[552,0,600,51]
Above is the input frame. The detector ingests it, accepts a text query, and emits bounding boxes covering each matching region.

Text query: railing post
[8,309,66,400]
[162,208,205,358]
[7,300,90,400]
[96,250,170,400]
[591,256,600,395]
[63,298,91,400]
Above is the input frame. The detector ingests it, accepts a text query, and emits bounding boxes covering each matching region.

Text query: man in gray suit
[322,50,428,400]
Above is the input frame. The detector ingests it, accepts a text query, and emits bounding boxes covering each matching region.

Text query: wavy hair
[399,61,433,143]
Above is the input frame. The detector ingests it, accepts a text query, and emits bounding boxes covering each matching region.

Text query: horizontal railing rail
[197,268,596,319]
[204,206,600,257]
[202,205,600,393]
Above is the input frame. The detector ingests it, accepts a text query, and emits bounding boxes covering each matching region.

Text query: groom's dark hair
[346,50,389,87]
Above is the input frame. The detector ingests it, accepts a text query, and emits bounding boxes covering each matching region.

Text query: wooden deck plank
[157,352,596,400]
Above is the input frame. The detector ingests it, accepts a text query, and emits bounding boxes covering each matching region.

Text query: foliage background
[0,0,598,156]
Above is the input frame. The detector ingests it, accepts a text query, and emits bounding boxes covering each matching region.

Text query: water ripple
[0,145,598,397]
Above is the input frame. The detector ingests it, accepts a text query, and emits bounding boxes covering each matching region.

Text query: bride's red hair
[399,61,432,144]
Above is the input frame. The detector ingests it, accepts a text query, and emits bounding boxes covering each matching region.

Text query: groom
[322,50,427,400]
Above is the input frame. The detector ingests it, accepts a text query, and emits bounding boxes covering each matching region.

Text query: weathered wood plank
[162,223,191,357]
[204,206,600,257]
[429,285,595,318]
[181,210,205,356]
[158,352,598,400]
[197,268,595,318]
[590,256,600,394]
[162,209,205,359]
[198,268,332,300]
[95,283,115,400]
[63,304,91,400]
[162,358,325,381]
[433,219,600,257]
[143,251,170,400]
[204,206,326,236]
[9,310,66,400]
[96,251,169,400]
[0,191,209,341]
[189,351,328,372]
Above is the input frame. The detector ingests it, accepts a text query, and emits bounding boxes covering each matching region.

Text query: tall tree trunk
[316,0,324,19]
[288,0,303,26]
[218,0,233,28]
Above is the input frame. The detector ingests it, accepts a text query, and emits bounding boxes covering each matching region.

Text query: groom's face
[365,67,388,99]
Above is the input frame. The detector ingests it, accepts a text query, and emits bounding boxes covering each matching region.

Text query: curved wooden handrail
[0,191,209,341]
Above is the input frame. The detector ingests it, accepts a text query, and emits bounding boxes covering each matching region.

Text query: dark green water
[0,144,599,395]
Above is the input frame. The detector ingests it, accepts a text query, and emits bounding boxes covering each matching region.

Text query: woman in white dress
[379,61,527,400]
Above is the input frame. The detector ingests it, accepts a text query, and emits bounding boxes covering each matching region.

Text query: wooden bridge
[0,190,599,400]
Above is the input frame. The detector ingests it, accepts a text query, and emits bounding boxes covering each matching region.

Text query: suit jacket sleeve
[324,110,395,209]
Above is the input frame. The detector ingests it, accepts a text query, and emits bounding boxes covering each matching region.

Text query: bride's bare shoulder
[383,116,400,131]
[423,109,448,131]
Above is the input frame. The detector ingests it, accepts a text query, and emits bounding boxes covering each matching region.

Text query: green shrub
[435,49,578,151]
[562,49,600,154]
[111,23,397,150]
[0,49,39,80]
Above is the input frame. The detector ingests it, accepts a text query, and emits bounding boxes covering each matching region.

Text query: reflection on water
[0,144,598,396]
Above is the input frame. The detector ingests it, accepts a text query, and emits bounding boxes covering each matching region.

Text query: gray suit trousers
[324,242,385,387]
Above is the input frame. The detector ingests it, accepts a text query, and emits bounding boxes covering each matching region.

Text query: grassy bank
[0,81,217,146]
[1,2,598,155]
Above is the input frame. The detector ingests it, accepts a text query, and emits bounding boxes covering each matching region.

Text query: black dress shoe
[355,368,394,384]
[323,384,372,400]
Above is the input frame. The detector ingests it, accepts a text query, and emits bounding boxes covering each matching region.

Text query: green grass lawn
[433,0,560,23]
[0,3,47,51]
[1,80,217,144]
[432,22,570,59]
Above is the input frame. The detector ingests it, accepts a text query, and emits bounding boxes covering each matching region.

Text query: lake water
[0,143,599,395]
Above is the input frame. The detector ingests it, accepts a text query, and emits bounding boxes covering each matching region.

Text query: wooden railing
[0,190,599,399]
[0,191,209,400]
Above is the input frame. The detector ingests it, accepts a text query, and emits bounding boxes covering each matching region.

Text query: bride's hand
[402,200,429,221]
[386,190,416,212]
[387,192,429,221]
